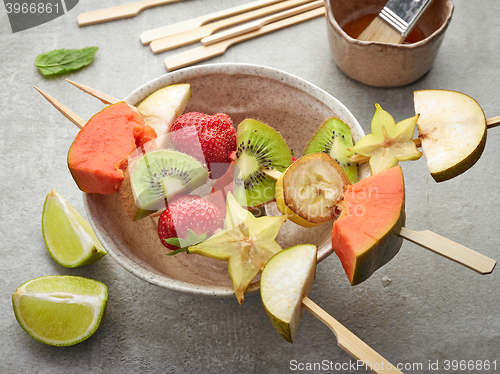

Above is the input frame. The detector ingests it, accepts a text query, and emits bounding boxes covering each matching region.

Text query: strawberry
[158,194,224,251]
[169,112,236,177]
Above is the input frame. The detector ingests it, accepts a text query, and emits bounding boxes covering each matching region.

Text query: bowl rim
[84,62,366,297]
[325,0,454,49]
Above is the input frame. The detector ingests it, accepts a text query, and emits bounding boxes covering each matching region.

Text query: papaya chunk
[332,165,405,285]
[67,102,156,194]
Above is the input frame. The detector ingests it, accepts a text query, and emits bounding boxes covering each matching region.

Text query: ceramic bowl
[325,0,454,87]
[84,63,369,297]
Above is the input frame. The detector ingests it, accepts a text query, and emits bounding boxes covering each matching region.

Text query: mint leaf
[35,47,98,77]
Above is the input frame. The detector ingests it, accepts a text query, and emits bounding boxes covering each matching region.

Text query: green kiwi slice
[130,149,208,211]
[233,119,292,208]
[120,166,156,221]
[304,118,358,183]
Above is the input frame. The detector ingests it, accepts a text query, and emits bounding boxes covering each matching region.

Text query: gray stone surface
[1,1,499,373]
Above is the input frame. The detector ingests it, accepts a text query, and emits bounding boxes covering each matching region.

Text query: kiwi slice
[233,119,292,208]
[120,165,156,221]
[304,118,358,183]
[130,149,208,211]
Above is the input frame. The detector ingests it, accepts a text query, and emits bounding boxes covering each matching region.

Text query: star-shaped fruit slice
[350,104,422,175]
[189,193,288,304]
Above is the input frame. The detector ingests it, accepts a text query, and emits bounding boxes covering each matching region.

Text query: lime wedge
[42,190,106,267]
[12,275,108,346]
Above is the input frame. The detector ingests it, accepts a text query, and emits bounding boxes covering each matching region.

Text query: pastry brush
[358,0,432,43]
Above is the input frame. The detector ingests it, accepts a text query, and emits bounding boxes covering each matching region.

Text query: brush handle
[357,16,405,43]
[77,0,183,26]
[399,228,496,274]
[302,297,404,374]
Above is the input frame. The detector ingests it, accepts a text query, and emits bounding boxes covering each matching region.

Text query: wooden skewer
[77,0,184,27]
[486,115,500,129]
[150,0,318,54]
[400,228,496,274]
[302,297,404,374]
[140,0,284,45]
[65,79,119,105]
[201,0,323,46]
[262,168,496,275]
[34,86,85,129]
[164,7,325,70]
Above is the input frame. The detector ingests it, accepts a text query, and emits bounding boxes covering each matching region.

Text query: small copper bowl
[325,0,454,87]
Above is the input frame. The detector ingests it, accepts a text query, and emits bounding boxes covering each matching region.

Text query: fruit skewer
[191,197,403,373]
[63,79,376,166]
[61,81,500,176]
[262,244,404,374]
[267,155,496,277]
[35,85,496,277]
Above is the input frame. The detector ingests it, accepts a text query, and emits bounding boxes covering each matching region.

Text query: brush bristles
[357,16,405,44]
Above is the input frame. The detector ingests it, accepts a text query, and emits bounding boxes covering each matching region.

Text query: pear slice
[136,83,191,136]
[188,192,288,304]
[349,104,422,175]
[414,89,487,182]
[260,244,317,343]
[275,153,350,227]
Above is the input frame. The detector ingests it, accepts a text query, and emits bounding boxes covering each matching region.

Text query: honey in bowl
[342,13,426,43]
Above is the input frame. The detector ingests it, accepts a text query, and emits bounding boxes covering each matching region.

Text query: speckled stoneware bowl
[325,0,454,87]
[84,63,369,297]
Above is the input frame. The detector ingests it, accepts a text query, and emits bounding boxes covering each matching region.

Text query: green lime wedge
[42,190,106,267]
[12,275,108,346]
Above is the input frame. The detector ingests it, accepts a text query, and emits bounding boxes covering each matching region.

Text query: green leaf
[35,47,98,77]
[164,230,209,256]
[188,229,206,244]
[166,247,189,256]
[164,237,181,247]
